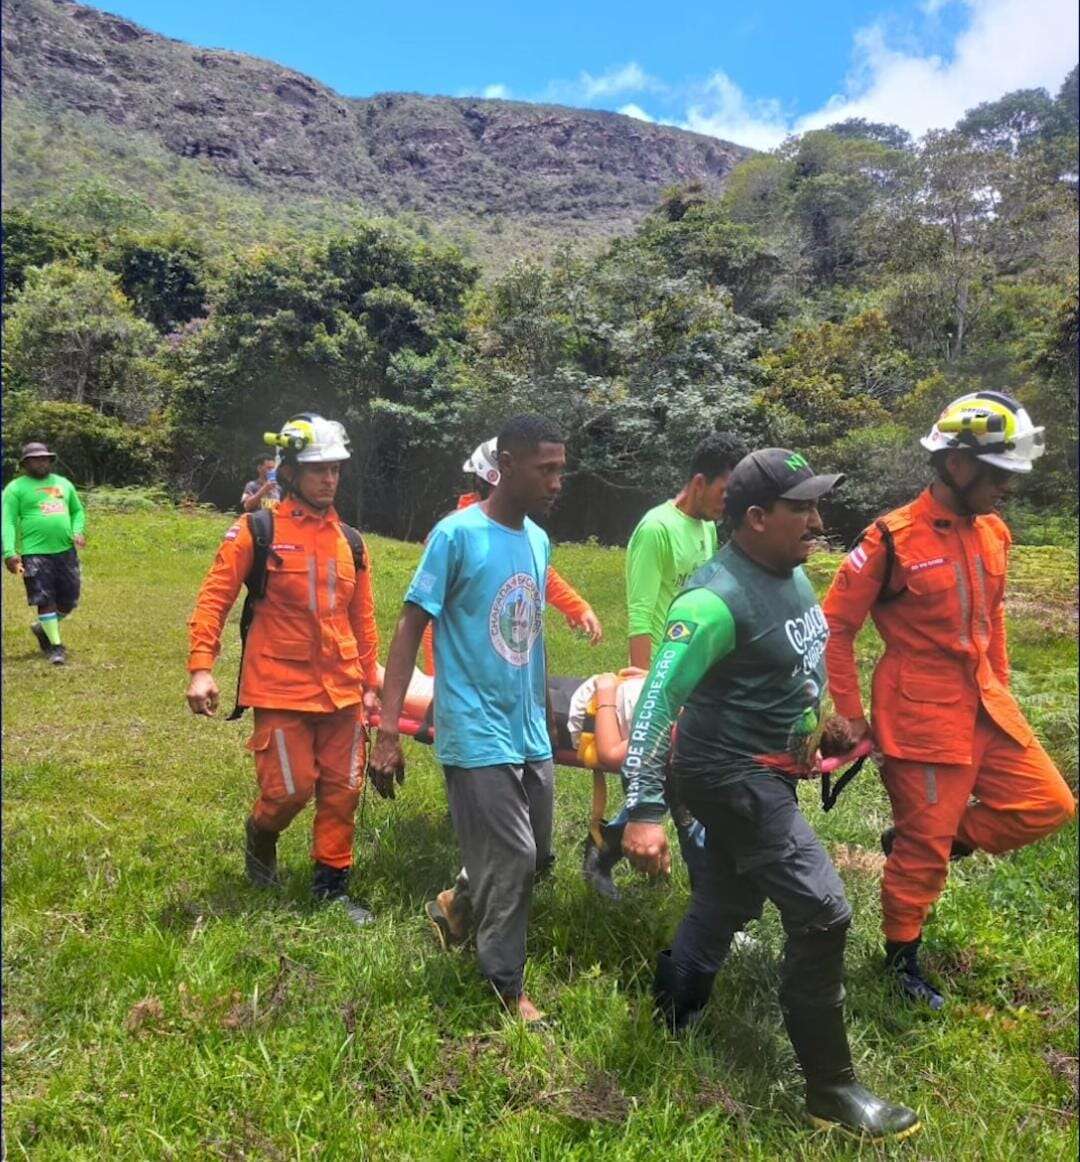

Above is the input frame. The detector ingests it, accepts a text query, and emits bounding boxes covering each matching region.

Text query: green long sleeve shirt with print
[1,473,86,558]
[623,541,829,822]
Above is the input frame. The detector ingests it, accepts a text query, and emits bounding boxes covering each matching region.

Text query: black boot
[582,832,621,901]
[885,939,945,1010]
[784,1002,921,1141]
[312,862,375,928]
[881,827,973,861]
[244,817,280,888]
[653,949,715,1033]
[30,621,51,654]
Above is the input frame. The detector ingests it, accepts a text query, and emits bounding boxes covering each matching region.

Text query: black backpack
[226,507,366,720]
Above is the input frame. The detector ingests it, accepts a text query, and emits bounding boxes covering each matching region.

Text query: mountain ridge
[2,0,751,254]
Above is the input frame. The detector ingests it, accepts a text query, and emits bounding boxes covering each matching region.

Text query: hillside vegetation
[2,2,1076,545]
[1,507,1077,1157]
[1,0,747,263]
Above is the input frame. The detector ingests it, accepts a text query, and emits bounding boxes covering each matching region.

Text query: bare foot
[501,992,546,1024]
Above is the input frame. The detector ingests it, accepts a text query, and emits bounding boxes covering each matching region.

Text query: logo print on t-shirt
[489,571,542,667]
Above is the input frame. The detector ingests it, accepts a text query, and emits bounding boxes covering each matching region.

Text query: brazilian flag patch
[665,619,698,643]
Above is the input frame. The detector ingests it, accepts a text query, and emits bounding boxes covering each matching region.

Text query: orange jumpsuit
[420,492,594,675]
[188,500,380,869]
[823,488,1075,942]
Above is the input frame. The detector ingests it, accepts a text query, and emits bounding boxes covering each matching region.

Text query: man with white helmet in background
[186,414,381,927]
[823,392,1075,1009]
[419,437,602,673]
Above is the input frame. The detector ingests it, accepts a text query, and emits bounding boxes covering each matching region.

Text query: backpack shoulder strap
[226,509,277,721]
[849,517,905,605]
[338,521,367,572]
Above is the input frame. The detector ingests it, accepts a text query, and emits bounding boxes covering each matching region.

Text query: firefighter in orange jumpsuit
[419,436,602,673]
[823,393,1075,1007]
[186,414,380,927]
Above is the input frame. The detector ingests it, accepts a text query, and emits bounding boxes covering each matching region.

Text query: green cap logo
[785,453,809,471]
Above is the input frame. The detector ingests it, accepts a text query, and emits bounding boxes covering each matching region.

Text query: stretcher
[369,676,874,816]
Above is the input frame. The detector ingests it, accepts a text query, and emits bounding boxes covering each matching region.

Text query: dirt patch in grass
[831,843,886,876]
[1045,1049,1079,1112]
[124,996,165,1036]
[542,1068,631,1124]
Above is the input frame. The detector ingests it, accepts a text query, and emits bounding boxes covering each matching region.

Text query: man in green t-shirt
[2,442,86,665]
[583,432,744,899]
[620,449,919,1141]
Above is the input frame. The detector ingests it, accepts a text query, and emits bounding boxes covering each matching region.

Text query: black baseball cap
[724,448,844,522]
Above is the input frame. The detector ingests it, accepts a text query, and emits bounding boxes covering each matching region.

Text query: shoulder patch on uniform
[223,525,241,541]
[848,545,868,572]
[665,620,697,643]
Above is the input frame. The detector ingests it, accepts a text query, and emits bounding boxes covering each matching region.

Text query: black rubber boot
[885,938,945,1010]
[653,948,716,1034]
[244,817,281,888]
[784,1002,921,1141]
[881,827,973,861]
[582,833,621,901]
[30,622,51,654]
[312,862,375,928]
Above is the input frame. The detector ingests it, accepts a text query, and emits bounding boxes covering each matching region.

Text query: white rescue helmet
[920,391,1044,473]
[264,413,351,463]
[463,437,500,486]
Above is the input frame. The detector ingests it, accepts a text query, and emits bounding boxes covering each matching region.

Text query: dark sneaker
[244,817,281,889]
[806,1080,921,1141]
[48,644,67,666]
[582,833,621,901]
[312,862,374,928]
[885,940,945,1011]
[31,622,51,654]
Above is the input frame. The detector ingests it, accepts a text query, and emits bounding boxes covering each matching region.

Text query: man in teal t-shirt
[583,432,745,899]
[371,415,564,1025]
[621,449,919,1142]
[2,442,86,665]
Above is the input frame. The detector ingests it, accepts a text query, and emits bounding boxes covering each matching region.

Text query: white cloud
[482,83,511,100]
[541,61,665,105]
[678,0,1077,150]
[800,0,1078,136]
[682,72,792,150]
[579,62,663,100]
[618,103,655,122]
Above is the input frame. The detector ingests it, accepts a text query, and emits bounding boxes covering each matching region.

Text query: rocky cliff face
[2,0,749,231]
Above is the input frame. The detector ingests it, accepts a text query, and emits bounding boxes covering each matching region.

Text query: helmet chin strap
[936,454,986,517]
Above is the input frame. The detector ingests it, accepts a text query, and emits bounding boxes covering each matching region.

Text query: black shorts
[22,549,81,614]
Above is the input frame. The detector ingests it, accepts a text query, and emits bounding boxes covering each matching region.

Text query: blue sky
[98,1,1077,148]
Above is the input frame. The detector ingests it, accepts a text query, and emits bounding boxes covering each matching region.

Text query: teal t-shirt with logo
[405,504,552,768]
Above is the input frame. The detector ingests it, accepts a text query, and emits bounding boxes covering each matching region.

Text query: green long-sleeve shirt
[626,500,718,648]
[624,541,828,822]
[1,473,85,558]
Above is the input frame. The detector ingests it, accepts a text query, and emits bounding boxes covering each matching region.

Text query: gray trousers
[444,760,554,998]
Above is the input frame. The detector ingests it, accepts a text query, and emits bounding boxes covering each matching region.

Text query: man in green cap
[621,448,920,1141]
[2,442,87,665]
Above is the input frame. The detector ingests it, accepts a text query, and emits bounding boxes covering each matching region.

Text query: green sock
[37,613,61,646]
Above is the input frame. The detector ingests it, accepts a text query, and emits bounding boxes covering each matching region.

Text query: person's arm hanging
[621,588,736,875]
[546,565,602,644]
[346,543,381,707]
[67,480,86,547]
[821,524,894,743]
[2,481,21,573]
[369,602,430,796]
[626,520,667,669]
[986,523,1011,686]
[185,519,254,715]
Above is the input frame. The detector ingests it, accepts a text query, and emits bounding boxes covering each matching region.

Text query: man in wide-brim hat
[2,442,87,665]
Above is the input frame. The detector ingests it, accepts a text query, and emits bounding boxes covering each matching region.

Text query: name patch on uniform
[908,556,949,574]
[272,543,304,553]
[665,620,697,644]
[847,545,868,572]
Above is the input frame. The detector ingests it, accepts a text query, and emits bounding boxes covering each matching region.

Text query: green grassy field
[3,506,1077,1160]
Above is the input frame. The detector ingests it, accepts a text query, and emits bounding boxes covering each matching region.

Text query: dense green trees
[2,70,1076,542]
